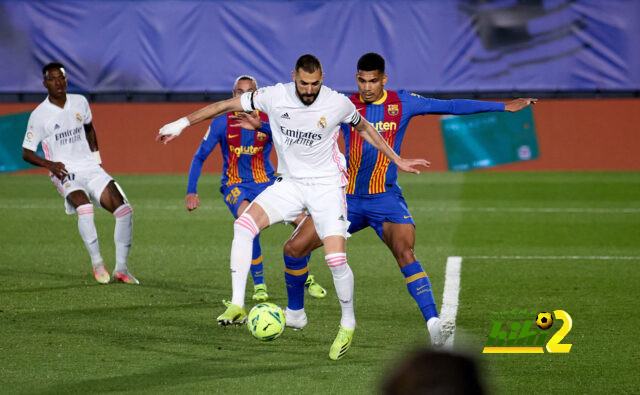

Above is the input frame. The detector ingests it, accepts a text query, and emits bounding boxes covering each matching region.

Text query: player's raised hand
[156,117,190,144]
[47,161,68,180]
[396,158,431,175]
[229,112,262,130]
[505,98,537,112]
[185,193,201,211]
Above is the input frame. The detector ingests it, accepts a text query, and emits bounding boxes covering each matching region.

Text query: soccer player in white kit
[22,62,138,285]
[157,55,428,360]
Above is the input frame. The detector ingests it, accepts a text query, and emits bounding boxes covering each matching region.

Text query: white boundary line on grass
[465,255,640,261]
[441,256,462,348]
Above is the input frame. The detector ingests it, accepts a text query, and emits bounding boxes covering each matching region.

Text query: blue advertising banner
[0,111,41,172]
[1,0,639,93]
[440,106,539,171]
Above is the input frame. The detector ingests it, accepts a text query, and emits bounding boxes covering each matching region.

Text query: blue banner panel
[0,111,42,172]
[1,0,639,93]
[440,106,539,171]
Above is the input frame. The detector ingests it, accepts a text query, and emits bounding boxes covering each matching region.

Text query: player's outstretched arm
[505,98,537,112]
[156,96,244,144]
[22,148,67,179]
[354,119,430,174]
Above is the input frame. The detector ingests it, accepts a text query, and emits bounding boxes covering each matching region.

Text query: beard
[296,85,321,106]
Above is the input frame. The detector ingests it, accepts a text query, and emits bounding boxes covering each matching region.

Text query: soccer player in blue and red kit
[186,75,326,307]
[281,53,536,345]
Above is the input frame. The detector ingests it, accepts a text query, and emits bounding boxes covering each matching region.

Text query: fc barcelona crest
[256,131,267,141]
[387,104,399,116]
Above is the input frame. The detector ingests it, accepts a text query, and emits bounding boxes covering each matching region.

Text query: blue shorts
[347,192,415,240]
[220,180,275,218]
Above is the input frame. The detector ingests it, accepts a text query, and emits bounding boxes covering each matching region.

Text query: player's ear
[291,71,296,82]
[382,74,388,86]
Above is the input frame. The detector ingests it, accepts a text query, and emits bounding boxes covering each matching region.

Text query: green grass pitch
[0,172,638,394]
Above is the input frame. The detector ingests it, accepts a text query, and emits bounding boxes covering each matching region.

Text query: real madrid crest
[387,104,399,116]
[317,116,327,129]
[76,113,82,122]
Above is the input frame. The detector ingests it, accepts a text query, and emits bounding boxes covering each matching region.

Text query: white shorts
[50,166,114,215]
[253,177,350,240]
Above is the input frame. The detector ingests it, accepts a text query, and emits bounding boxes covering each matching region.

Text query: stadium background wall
[2,99,639,174]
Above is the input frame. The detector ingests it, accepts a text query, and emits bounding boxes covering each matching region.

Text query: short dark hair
[42,62,65,77]
[357,53,385,73]
[295,54,323,74]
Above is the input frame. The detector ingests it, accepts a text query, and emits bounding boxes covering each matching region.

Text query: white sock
[77,204,102,267]
[325,253,356,330]
[230,213,259,307]
[113,204,133,272]
[427,317,440,333]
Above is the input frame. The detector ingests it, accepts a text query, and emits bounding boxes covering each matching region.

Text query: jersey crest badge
[387,104,399,116]
[75,113,82,122]
[317,116,327,129]
[256,131,267,141]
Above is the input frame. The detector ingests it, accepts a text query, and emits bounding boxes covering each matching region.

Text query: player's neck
[48,94,67,109]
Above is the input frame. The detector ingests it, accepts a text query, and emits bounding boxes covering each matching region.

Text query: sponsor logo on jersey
[54,124,60,130]
[387,104,399,116]
[280,127,322,147]
[25,130,34,142]
[281,112,290,119]
[373,121,398,132]
[256,131,268,141]
[228,134,239,139]
[229,144,264,156]
[75,113,82,122]
[317,116,327,129]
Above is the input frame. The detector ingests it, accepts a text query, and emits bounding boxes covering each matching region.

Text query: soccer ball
[247,303,286,341]
[536,312,553,330]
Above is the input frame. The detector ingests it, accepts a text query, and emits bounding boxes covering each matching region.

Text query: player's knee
[395,247,417,267]
[234,213,260,240]
[114,203,133,219]
[283,239,306,258]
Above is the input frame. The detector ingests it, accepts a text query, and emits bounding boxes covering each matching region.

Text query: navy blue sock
[401,261,438,321]
[284,254,309,310]
[250,234,265,286]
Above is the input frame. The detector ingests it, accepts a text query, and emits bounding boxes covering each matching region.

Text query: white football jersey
[23,94,98,173]
[241,82,361,184]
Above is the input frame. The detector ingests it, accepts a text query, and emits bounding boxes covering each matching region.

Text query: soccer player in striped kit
[282,53,536,346]
[158,55,428,360]
[185,75,326,302]
[22,62,138,285]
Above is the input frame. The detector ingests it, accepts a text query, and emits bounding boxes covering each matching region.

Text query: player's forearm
[186,98,241,126]
[186,157,205,194]
[22,148,50,168]
[356,122,402,164]
[430,99,505,114]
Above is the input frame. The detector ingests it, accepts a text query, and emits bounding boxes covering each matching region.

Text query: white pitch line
[465,255,640,261]
[441,256,462,348]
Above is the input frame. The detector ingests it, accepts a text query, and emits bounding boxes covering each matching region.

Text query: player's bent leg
[68,191,107,284]
[112,204,138,285]
[382,222,454,346]
[218,203,271,325]
[285,215,326,298]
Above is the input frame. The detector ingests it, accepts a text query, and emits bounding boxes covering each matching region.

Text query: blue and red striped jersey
[187,112,275,194]
[342,90,505,195]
